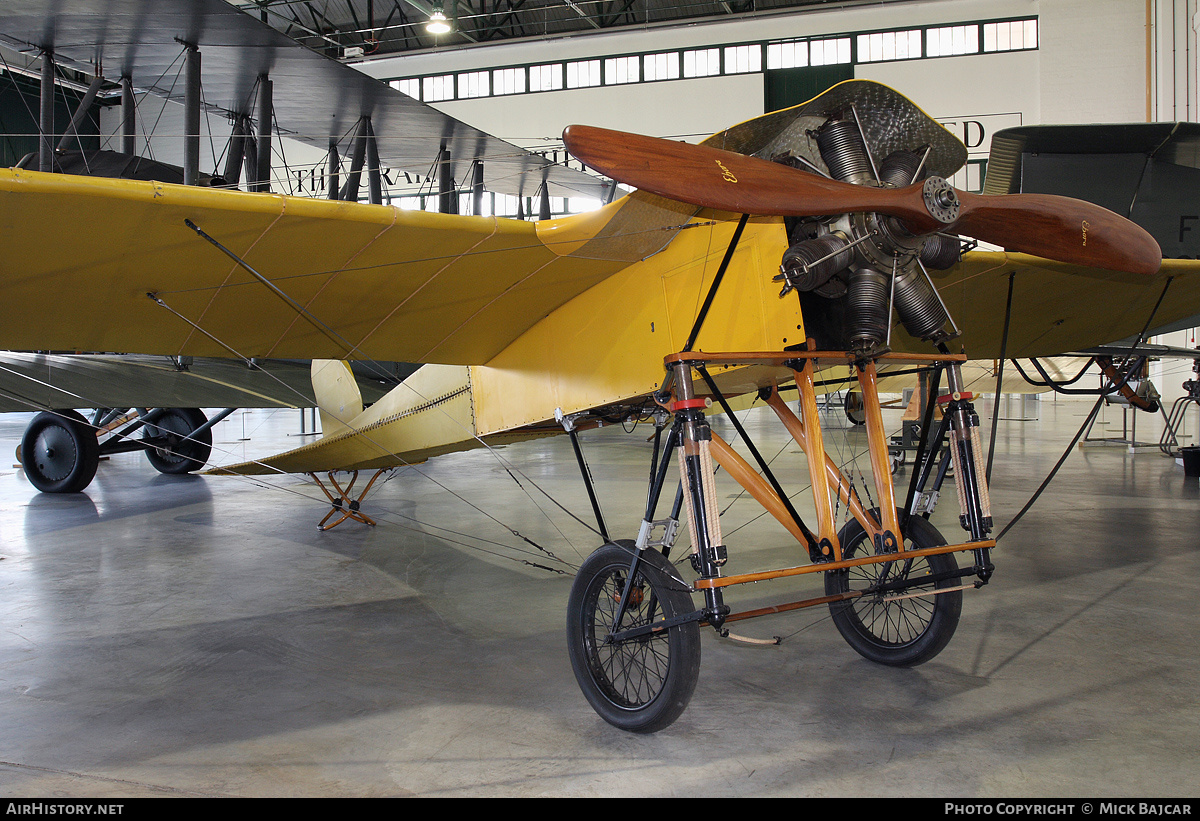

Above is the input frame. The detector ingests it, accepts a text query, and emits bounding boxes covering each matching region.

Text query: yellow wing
[0,168,693,365]
[914,254,1200,359]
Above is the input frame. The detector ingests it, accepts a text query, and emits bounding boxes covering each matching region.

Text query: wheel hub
[34,426,77,481]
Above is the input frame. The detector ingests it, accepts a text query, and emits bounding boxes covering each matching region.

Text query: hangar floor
[0,394,1197,798]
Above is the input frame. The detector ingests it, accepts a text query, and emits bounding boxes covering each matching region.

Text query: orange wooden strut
[762,387,878,543]
[855,359,902,549]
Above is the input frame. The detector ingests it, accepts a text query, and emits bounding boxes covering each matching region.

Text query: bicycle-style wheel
[566,542,700,733]
[824,511,962,666]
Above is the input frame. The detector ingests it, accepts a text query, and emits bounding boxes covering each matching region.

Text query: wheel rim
[842,542,939,648]
[33,425,77,481]
[146,413,194,465]
[582,565,671,710]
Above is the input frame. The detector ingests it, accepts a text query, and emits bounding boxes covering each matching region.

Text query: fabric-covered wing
[0,168,692,365]
[0,353,406,413]
[902,253,1200,360]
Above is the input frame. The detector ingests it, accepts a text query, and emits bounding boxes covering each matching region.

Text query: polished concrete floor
[0,393,1197,797]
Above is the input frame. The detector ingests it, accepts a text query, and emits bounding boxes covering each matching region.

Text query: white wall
[109,0,1179,190]
[1039,0,1148,124]
[1148,0,1200,122]
[433,74,764,150]
[356,0,1047,147]
[349,0,1164,164]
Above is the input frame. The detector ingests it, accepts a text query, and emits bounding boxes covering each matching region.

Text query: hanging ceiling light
[426,8,451,35]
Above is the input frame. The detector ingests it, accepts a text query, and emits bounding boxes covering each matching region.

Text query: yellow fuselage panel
[472,213,799,433]
[217,363,478,473]
[217,215,801,474]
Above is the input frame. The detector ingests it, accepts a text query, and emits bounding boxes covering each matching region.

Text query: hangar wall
[103,0,1192,202]
[355,0,1149,158]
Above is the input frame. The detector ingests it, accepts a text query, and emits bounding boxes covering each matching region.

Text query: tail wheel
[567,542,700,733]
[144,408,212,474]
[824,510,962,666]
[20,410,100,493]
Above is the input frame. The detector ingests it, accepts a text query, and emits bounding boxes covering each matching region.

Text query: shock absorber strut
[940,359,995,579]
[671,362,730,629]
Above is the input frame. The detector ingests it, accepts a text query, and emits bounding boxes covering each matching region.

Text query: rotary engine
[776,116,964,352]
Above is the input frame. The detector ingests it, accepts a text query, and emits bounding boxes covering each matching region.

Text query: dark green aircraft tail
[985,122,1200,262]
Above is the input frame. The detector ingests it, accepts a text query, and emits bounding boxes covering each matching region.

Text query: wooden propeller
[562,125,1162,276]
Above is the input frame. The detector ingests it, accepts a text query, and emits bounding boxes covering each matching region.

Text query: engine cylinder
[817,120,875,184]
[893,265,951,341]
[919,232,962,270]
[878,148,926,188]
[780,234,853,292]
[846,267,891,350]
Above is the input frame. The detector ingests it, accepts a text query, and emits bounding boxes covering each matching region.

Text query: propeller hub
[922,177,960,224]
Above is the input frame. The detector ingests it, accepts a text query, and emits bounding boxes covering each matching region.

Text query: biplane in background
[0,352,410,491]
[3,62,1196,730]
[0,0,602,491]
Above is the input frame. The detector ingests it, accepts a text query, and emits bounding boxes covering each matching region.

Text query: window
[390,78,420,98]
[683,48,721,77]
[856,29,922,62]
[493,194,518,217]
[386,18,1037,110]
[457,70,489,99]
[723,44,761,74]
[983,19,1038,52]
[810,37,852,66]
[493,67,526,96]
[766,40,808,69]
[604,56,640,85]
[644,51,680,81]
[422,74,454,102]
[566,59,601,88]
[529,63,563,92]
[926,24,979,56]
[567,196,602,213]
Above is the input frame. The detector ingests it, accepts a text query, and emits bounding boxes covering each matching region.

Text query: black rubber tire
[143,408,212,474]
[21,410,101,493]
[824,510,962,666]
[844,391,866,425]
[567,542,700,733]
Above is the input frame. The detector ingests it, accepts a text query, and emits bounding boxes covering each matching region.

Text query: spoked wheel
[567,542,700,733]
[20,410,101,493]
[143,408,212,474]
[824,510,962,666]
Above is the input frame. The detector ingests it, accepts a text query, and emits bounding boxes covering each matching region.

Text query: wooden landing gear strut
[566,346,997,734]
[309,470,385,530]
